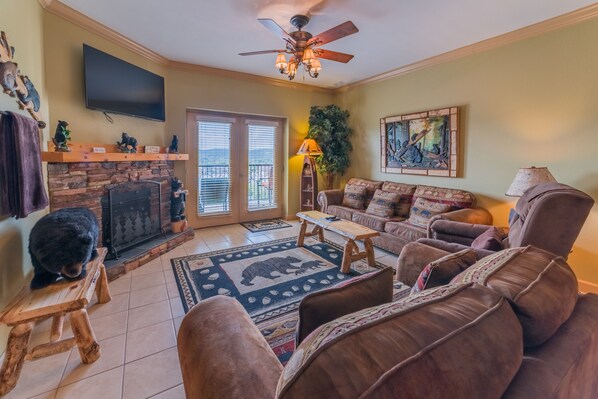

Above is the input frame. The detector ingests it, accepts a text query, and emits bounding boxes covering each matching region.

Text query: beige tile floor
[6,221,398,399]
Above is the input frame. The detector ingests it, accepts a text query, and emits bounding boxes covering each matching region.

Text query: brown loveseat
[177,246,598,398]
[317,177,492,254]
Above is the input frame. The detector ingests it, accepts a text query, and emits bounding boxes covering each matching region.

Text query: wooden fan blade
[315,49,354,63]
[239,50,286,56]
[258,18,294,43]
[308,21,358,46]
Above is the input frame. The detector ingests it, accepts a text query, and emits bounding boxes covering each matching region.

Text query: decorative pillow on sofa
[296,267,393,346]
[278,283,522,399]
[408,198,452,228]
[342,185,367,209]
[471,227,504,251]
[411,249,478,294]
[451,246,578,347]
[366,189,401,218]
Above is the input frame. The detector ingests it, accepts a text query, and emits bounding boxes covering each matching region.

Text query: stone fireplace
[101,180,163,259]
[46,159,193,279]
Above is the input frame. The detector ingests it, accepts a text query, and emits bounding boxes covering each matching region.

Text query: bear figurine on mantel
[116,132,138,153]
[168,134,179,154]
[52,120,71,152]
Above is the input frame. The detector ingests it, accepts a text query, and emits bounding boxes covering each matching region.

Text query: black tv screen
[83,44,165,121]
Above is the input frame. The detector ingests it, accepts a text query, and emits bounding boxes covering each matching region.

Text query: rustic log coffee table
[296,211,379,273]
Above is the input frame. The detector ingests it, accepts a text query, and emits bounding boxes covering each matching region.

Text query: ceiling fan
[239,14,358,81]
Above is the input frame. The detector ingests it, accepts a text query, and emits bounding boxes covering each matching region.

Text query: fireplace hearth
[102,181,163,259]
[46,159,194,277]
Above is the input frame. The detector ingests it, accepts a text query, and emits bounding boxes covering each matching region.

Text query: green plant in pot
[307,105,353,189]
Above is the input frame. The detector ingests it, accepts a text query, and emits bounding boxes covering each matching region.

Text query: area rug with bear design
[171,237,410,364]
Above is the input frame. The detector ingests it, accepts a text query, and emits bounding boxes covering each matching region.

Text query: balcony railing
[198,163,275,214]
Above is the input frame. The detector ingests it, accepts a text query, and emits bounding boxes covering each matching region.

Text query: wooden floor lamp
[297,138,323,212]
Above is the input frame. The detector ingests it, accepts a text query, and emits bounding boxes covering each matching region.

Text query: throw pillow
[366,189,401,218]
[408,198,452,228]
[471,227,504,251]
[410,249,478,294]
[296,267,393,346]
[342,184,367,209]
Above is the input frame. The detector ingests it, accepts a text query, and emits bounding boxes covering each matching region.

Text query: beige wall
[166,67,334,218]
[43,12,168,144]
[0,0,49,353]
[337,18,598,285]
[42,12,334,219]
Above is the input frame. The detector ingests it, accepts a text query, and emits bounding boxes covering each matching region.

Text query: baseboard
[578,279,598,294]
[284,214,299,221]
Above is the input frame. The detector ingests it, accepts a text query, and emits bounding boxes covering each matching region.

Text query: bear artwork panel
[28,208,99,289]
[240,256,325,286]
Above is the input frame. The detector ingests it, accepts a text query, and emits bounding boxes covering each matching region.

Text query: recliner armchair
[396,183,594,285]
[421,183,593,259]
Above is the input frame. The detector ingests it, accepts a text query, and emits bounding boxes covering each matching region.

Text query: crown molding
[38,0,333,94]
[337,3,598,92]
[170,61,334,94]
[40,0,169,66]
[40,1,598,94]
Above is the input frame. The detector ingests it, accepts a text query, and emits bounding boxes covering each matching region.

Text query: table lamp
[505,166,557,197]
[505,166,557,223]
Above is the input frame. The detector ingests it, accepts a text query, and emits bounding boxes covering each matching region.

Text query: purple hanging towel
[0,111,49,218]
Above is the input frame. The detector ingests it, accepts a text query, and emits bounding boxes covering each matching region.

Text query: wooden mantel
[41,142,189,163]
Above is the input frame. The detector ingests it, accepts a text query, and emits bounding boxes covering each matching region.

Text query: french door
[186,110,284,228]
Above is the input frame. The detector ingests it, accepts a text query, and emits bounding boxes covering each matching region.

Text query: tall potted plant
[307,105,353,190]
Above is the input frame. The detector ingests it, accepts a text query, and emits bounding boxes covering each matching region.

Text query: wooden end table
[0,247,111,395]
[296,211,379,273]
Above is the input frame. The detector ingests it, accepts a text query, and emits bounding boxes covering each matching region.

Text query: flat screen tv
[83,44,165,122]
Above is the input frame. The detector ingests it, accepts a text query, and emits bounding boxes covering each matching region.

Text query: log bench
[0,247,111,395]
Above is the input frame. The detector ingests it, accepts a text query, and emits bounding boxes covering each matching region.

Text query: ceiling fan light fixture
[302,47,315,66]
[243,15,358,82]
[287,58,298,80]
[309,58,321,78]
[275,53,287,73]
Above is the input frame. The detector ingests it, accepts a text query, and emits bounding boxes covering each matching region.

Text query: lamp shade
[275,53,287,70]
[302,48,315,65]
[297,138,323,156]
[505,166,557,196]
[310,58,322,74]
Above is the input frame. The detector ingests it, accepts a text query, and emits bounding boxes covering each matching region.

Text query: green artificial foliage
[61,125,72,142]
[308,105,354,189]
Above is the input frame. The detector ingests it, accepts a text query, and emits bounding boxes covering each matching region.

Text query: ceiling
[58,0,597,88]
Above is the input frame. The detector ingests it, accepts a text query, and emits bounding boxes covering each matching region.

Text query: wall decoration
[144,145,160,154]
[380,107,459,177]
[0,31,46,128]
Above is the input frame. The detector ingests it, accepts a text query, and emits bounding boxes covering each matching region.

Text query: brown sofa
[317,177,492,254]
[177,246,598,398]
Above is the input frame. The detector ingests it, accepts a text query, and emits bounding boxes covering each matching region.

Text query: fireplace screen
[101,181,163,259]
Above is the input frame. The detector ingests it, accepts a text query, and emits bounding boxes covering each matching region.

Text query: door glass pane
[247,124,277,210]
[197,121,231,215]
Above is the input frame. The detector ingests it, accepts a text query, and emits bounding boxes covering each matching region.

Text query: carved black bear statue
[52,120,70,152]
[169,135,179,154]
[170,177,189,222]
[28,208,99,289]
[117,132,138,153]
